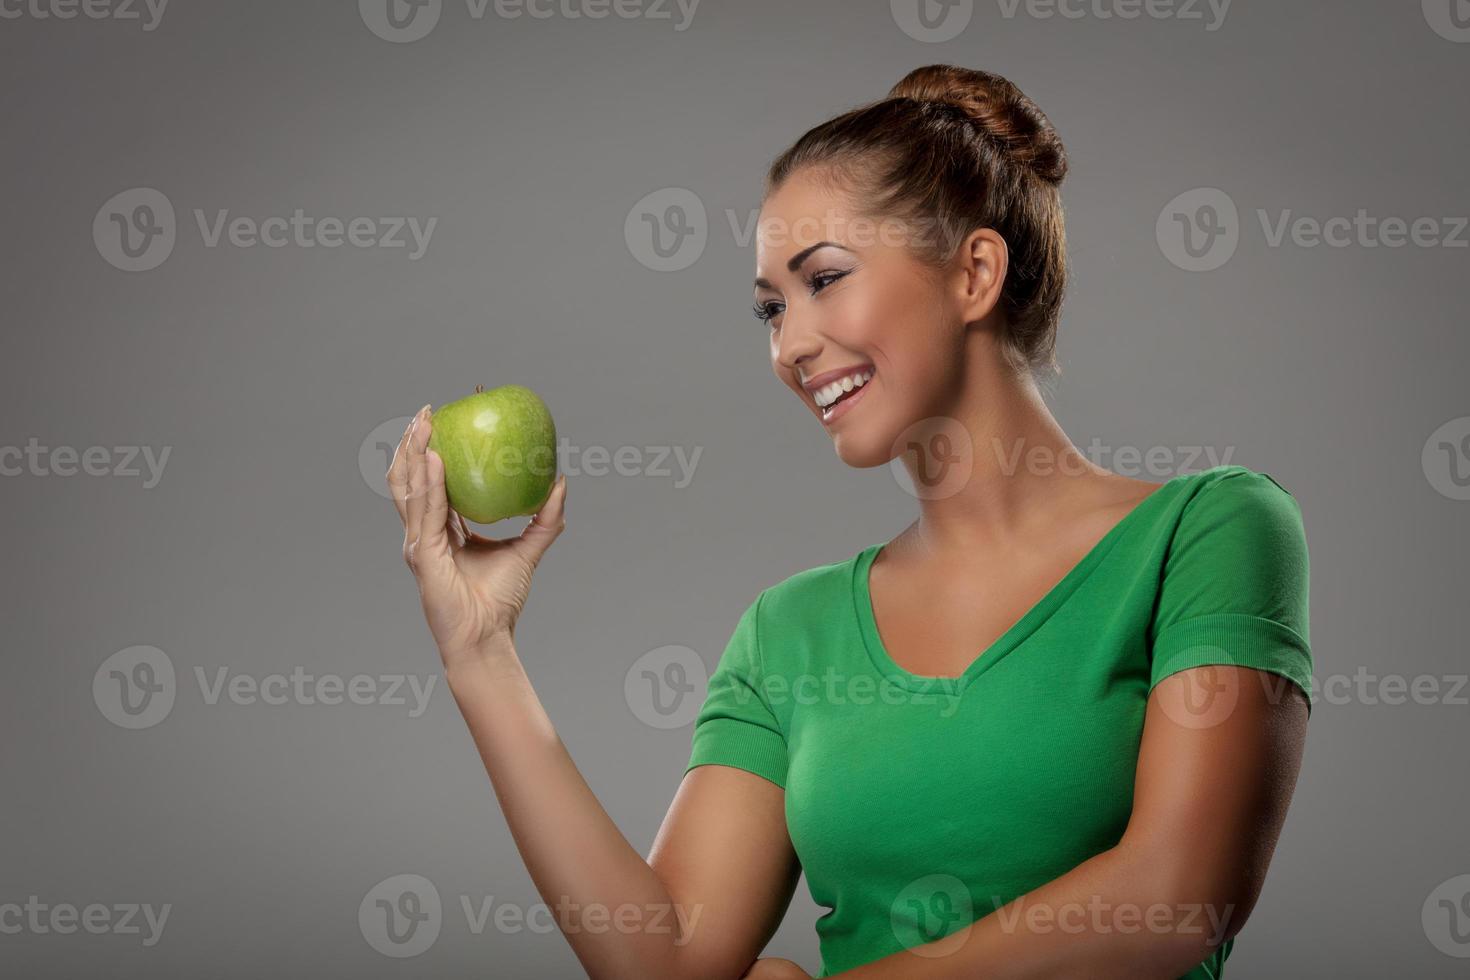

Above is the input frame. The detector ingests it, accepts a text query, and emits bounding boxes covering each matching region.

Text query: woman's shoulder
[749,543,878,621]
[1179,462,1298,495]
[1168,463,1305,526]
[1155,464,1310,582]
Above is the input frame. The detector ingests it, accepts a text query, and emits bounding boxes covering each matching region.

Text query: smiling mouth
[814,368,874,423]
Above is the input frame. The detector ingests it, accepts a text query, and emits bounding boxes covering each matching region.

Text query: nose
[773,309,822,375]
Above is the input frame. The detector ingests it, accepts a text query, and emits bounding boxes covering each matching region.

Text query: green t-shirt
[685,465,1312,979]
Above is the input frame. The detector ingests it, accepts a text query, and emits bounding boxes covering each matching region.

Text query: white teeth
[813,369,873,408]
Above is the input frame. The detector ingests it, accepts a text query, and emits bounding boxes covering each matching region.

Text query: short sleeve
[1148,470,1315,716]
[684,591,789,788]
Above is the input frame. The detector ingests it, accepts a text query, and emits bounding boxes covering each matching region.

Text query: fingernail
[419,403,432,419]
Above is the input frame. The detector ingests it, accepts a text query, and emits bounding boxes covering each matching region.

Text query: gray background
[3,1,1467,976]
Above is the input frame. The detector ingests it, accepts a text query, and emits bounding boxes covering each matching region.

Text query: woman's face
[753,170,972,468]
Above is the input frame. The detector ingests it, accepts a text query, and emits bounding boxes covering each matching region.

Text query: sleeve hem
[1150,612,1314,716]
[686,717,788,789]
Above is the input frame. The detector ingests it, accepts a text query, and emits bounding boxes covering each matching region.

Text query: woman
[388,64,1312,980]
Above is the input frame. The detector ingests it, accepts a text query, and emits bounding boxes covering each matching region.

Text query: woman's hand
[387,404,567,672]
[740,957,814,979]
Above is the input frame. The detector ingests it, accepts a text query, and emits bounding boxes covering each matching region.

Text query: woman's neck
[894,344,1116,558]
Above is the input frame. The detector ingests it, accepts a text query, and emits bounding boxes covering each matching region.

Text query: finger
[443,507,466,551]
[418,448,452,557]
[386,411,419,524]
[411,448,459,595]
[402,405,431,552]
[516,473,567,567]
[452,510,477,548]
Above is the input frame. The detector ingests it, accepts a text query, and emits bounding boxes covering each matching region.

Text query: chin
[829,423,901,469]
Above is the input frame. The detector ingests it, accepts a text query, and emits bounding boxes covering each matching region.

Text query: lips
[819,370,873,425]
[803,363,874,393]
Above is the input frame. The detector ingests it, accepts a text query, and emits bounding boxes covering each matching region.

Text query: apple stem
[475,384,484,394]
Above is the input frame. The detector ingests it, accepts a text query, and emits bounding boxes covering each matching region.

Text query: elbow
[1158,901,1244,978]
[1144,860,1257,974]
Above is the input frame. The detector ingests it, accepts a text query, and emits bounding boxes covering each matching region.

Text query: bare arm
[389,407,800,980]
[447,650,801,980]
[826,665,1309,979]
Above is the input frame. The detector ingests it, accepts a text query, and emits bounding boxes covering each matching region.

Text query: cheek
[828,287,890,348]
[868,319,965,427]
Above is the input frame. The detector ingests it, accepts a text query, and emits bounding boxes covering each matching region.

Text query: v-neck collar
[851,473,1190,694]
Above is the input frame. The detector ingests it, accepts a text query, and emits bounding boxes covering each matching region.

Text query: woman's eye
[808,269,849,292]
[751,269,851,323]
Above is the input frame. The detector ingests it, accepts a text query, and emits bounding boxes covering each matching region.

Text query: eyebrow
[753,241,853,290]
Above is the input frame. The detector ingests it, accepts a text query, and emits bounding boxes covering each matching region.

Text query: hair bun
[888,65,1068,185]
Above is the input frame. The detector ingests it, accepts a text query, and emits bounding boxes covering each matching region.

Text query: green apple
[427,383,558,524]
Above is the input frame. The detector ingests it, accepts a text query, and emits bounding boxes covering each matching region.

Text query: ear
[954,227,1009,324]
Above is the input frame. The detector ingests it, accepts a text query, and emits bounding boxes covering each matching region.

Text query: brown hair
[763,65,1069,379]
